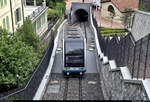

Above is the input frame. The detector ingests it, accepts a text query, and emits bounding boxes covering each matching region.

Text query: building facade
[101,0,139,23]
[0,0,24,33]
[23,0,48,37]
[0,0,48,37]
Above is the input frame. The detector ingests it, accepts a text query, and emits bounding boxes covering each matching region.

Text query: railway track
[42,21,104,100]
[63,77,82,100]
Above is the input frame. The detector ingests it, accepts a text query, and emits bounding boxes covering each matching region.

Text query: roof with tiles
[111,0,139,12]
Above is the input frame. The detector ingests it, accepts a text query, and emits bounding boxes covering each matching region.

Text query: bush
[100,27,127,36]
[54,2,66,11]
[16,19,43,54]
[47,9,60,21]
[0,28,39,92]
[48,0,56,9]
[47,0,66,21]
[26,0,43,6]
[36,0,43,6]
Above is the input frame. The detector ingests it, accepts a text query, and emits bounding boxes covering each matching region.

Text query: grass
[100,27,127,37]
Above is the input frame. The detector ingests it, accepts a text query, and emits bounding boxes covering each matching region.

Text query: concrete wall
[98,60,149,100]
[131,9,150,41]
[101,2,123,23]
[70,3,91,24]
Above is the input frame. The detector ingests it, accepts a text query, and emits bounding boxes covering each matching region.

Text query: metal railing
[0,32,54,100]
[40,17,59,41]
[93,17,150,80]
[0,9,66,101]
[25,5,47,21]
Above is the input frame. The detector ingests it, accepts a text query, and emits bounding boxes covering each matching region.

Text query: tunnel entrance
[75,9,88,22]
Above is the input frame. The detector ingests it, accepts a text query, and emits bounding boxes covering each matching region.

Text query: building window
[15,8,22,24]
[6,16,9,31]
[37,17,41,30]
[32,22,36,33]
[4,0,7,5]
[0,0,7,8]
[2,18,6,29]
[41,14,45,25]
[0,0,4,8]
[108,5,115,14]
[2,16,9,31]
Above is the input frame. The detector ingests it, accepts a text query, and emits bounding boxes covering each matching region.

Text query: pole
[16,74,20,88]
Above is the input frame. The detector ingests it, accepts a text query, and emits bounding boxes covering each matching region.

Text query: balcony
[24,5,48,22]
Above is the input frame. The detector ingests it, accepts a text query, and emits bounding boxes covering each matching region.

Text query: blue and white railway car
[62,26,86,76]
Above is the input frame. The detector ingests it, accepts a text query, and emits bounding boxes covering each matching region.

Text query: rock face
[132,9,150,41]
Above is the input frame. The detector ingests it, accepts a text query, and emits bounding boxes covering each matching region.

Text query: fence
[93,17,150,80]
[40,17,59,41]
[139,0,150,12]
[0,31,54,100]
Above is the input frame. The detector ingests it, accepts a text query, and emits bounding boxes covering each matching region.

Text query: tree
[15,19,43,54]
[0,28,39,92]
[36,0,43,6]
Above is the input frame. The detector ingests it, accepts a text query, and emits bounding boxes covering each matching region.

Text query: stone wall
[101,2,123,23]
[90,9,150,100]
[98,59,149,100]
[131,9,150,41]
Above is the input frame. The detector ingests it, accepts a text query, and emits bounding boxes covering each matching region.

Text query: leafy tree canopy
[0,19,43,92]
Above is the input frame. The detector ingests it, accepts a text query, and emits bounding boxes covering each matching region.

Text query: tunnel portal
[75,9,88,22]
[70,3,91,24]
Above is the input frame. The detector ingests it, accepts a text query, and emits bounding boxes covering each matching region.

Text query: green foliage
[139,3,145,11]
[36,0,43,6]
[100,27,126,37]
[47,9,60,21]
[26,0,33,5]
[48,0,56,9]
[0,19,45,92]
[47,0,66,21]
[15,19,43,54]
[54,2,66,11]
[120,8,132,25]
[0,28,38,92]
[26,0,43,6]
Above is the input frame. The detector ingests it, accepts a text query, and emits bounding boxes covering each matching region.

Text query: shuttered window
[19,8,21,21]
[6,16,9,31]
[32,22,36,33]
[0,0,7,8]
[0,0,1,8]
[41,14,45,25]
[4,0,7,5]
[15,10,17,24]
[15,8,22,24]
[2,18,6,29]
[37,17,41,30]
[0,0,4,8]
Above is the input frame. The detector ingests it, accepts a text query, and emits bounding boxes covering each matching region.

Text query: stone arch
[108,5,115,14]
[75,9,88,22]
